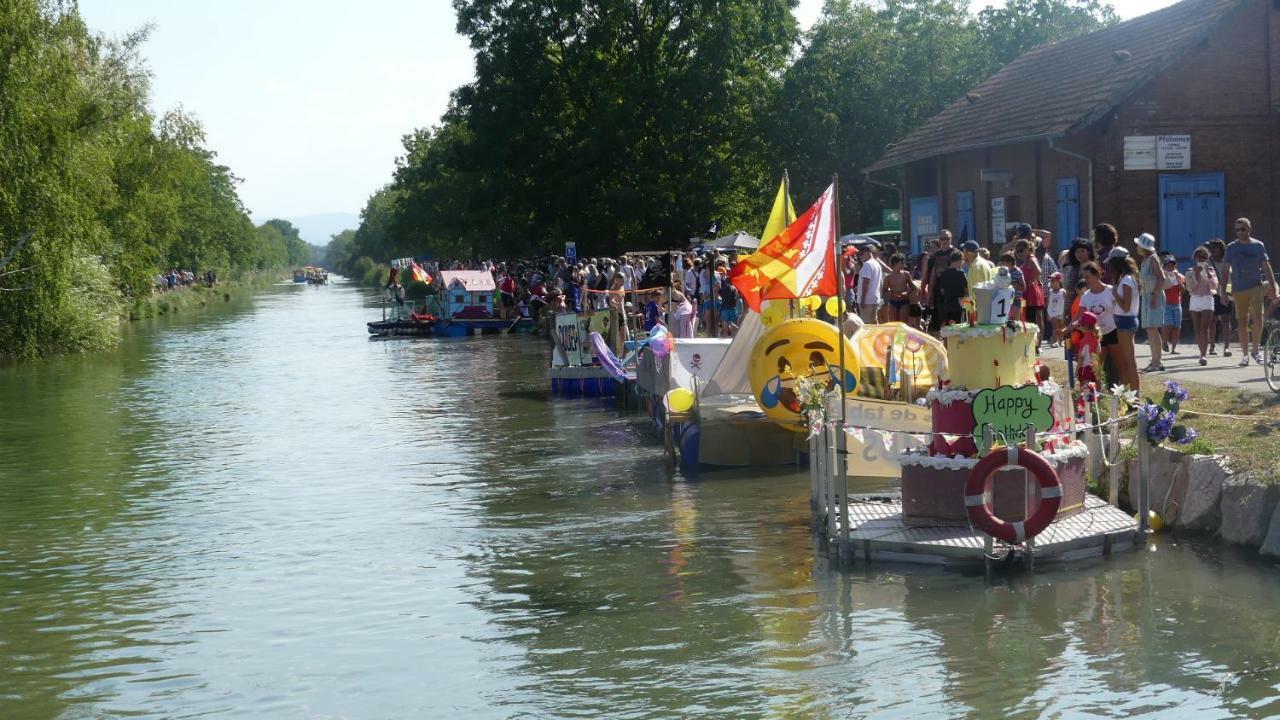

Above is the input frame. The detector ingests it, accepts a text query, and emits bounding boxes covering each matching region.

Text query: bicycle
[1265,318,1280,393]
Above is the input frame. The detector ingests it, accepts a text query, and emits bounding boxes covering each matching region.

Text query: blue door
[955,191,975,245]
[1159,172,1224,261]
[909,196,940,255]
[1055,177,1080,245]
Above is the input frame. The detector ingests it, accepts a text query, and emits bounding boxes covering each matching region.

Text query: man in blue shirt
[1223,217,1277,365]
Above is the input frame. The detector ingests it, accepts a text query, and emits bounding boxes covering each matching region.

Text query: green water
[2,280,1280,719]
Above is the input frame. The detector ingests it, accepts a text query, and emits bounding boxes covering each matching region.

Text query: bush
[54,254,122,353]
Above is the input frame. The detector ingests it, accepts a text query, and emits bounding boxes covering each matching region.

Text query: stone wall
[1121,445,1280,557]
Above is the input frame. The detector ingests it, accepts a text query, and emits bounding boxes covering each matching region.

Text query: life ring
[963,446,1061,543]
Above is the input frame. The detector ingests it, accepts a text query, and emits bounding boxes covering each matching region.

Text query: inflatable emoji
[748,318,861,430]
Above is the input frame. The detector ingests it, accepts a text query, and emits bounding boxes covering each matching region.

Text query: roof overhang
[865,131,1062,174]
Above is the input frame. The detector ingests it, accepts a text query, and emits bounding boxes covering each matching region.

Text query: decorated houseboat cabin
[440,270,495,320]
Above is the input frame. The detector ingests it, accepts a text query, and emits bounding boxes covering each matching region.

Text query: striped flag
[730,183,838,313]
[410,261,431,284]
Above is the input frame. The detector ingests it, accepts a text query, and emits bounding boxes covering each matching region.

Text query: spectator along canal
[3,277,1280,718]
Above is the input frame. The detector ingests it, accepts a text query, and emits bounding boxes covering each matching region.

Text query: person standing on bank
[1206,238,1233,357]
[922,229,954,333]
[1161,254,1184,355]
[1108,250,1142,389]
[1186,245,1219,366]
[1223,217,1278,366]
[1134,233,1166,372]
[1015,238,1045,351]
[855,241,883,325]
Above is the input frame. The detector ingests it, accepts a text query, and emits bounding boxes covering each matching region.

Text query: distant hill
[267,213,360,246]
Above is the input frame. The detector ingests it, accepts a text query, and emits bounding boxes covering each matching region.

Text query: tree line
[0,2,311,358]
[330,0,1114,273]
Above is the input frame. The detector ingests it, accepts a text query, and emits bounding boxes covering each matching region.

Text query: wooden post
[1108,394,1120,506]
[1137,411,1150,535]
[809,433,819,521]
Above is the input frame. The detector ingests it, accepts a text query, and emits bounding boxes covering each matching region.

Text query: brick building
[866,0,1280,262]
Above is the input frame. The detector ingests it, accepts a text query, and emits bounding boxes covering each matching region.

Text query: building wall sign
[1156,135,1191,170]
[1124,136,1157,170]
[1124,135,1191,170]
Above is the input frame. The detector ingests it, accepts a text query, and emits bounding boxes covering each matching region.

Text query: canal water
[2,279,1280,719]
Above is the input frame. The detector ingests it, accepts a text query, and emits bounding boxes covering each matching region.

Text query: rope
[580,285,673,295]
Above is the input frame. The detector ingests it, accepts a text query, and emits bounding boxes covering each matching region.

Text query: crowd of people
[845,218,1276,390]
[154,268,216,291]
[402,216,1275,391]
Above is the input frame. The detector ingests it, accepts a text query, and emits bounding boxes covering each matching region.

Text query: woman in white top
[1105,253,1142,389]
[1186,245,1220,366]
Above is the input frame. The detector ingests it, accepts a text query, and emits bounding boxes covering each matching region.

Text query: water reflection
[1,282,1279,718]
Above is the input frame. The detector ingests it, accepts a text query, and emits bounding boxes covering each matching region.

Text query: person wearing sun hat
[1133,232,1166,372]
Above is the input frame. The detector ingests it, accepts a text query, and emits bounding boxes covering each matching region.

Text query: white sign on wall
[990,197,1006,246]
[1157,134,1191,170]
[1123,135,1157,170]
[1124,135,1191,170]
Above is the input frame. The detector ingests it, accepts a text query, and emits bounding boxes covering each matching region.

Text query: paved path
[1042,339,1275,393]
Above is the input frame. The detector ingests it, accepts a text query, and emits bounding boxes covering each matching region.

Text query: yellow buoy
[1134,510,1165,532]
[666,388,695,414]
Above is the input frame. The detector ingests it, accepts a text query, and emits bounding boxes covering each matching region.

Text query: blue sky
[78,0,1169,222]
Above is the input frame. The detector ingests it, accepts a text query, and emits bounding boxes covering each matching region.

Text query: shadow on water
[2,282,1280,718]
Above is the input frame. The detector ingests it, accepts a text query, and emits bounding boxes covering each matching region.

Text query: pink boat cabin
[440,271,495,319]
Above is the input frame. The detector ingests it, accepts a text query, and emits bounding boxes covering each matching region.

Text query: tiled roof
[866,0,1248,172]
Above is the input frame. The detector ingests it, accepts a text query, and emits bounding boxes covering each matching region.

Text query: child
[1161,254,1184,355]
[883,254,915,324]
[1071,279,1087,321]
[643,289,663,331]
[1047,272,1066,347]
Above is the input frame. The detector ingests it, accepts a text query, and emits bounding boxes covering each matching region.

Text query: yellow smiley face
[748,318,861,431]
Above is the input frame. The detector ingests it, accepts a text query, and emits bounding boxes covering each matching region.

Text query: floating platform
[436,317,532,337]
[367,319,435,337]
[549,365,628,398]
[831,494,1140,566]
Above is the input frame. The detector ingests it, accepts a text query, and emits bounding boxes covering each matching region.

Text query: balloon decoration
[824,296,843,317]
[747,318,861,431]
[801,295,822,312]
[666,388,695,413]
[648,325,673,358]
[760,302,789,328]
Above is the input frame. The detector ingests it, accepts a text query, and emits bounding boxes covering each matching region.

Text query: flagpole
[785,169,796,321]
[832,172,850,564]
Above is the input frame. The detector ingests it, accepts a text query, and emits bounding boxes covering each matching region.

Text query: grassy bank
[1043,358,1280,479]
[126,271,286,321]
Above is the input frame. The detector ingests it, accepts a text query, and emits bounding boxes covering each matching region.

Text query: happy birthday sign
[971,385,1053,445]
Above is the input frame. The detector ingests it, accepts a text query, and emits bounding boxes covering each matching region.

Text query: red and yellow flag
[730,184,838,312]
[410,261,431,284]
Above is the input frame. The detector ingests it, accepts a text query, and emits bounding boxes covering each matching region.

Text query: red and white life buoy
[964,446,1062,544]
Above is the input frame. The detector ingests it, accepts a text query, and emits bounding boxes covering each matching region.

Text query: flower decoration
[1132,380,1196,448]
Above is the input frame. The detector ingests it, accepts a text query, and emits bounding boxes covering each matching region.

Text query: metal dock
[835,494,1139,566]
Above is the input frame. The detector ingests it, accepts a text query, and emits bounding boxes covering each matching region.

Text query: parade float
[807,270,1141,567]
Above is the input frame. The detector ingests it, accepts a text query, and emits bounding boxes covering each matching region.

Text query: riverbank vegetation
[0,3,311,359]
[329,0,1116,267]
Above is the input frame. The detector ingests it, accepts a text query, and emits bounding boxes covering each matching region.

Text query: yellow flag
[760,175,796,246]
